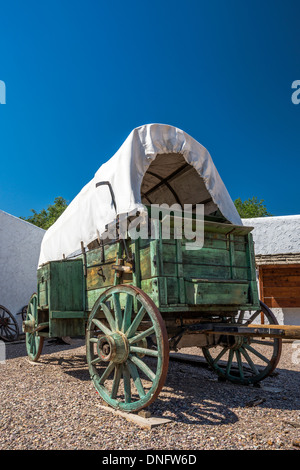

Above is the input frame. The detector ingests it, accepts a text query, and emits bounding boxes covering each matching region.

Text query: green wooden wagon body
[33,215,259,337]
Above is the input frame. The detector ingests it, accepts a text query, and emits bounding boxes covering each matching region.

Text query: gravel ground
[0,338,299,450]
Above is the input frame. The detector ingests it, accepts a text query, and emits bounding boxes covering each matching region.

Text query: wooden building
[242,215,300,325]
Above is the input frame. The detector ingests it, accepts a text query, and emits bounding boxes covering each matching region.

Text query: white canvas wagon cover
[38,124,241,266]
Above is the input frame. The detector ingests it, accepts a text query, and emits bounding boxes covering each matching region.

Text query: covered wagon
[23,124,300,412]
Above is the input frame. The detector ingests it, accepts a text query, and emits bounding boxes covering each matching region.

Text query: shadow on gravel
[150,360,300,425]
[4,338,85,359]
[5,340,300,427]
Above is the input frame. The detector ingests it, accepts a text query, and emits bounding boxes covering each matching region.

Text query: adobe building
[0,210,45,329]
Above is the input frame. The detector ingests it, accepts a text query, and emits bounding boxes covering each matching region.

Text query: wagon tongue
[201,323,300,340]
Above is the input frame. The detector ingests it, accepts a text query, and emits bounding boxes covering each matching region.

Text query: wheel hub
[230,336,246,350]
[22,319,36,333]
[0,318,9,327]
[219,334,246,350]
[97,332,129,364]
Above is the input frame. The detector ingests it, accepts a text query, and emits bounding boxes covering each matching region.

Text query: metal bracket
[95,181,132,263]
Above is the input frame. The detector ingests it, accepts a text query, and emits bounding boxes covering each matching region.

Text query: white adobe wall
[242,215,300,255]
[262,308,300,326]
[0,210,45,329]
[281,308,300,325]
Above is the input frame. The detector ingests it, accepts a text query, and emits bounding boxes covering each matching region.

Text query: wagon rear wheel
[25,293,44,362]
[0,305,19,342]
[202,301,282,385]
[86,285,169,412]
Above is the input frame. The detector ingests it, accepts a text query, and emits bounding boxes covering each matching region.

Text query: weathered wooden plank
[49,318,86,337]
[262,265,300,274]
[86,287,109,311]
[140,245,152,280]
[167,217,253,236]
[176,239,185,304]
[86,243,118,267]
[50,311,87,319]
[86,263,115,290]
[262,275,300,287]
[149,239,159,278]
[185,280,249,305]
[263,286,300,298]
[140,278,160,306]
[166,277,179,304]
[228,234,237,279]
[265,297,300,308]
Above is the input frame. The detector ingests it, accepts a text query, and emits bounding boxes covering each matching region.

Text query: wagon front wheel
[25,293,44,362]
[202,301,282,385]
[86,285,169,412]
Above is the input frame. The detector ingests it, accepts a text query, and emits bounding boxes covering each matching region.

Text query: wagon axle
[96,332,129,364]
[194,322,300,340]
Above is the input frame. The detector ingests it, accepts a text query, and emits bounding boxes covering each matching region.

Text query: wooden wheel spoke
[237,310,245,323]
[111,365,122,399]
[125,306,146,338]
[240,347,259,375]
[122,294,133,333]
[244,343,270,364]
[129,355,156,381]
[99,361,115,385]
[4,323,17,332]
[130,346,159,358]
[90,356,103,365]
[127,360,146,398]
[212,347,228,366]
[128,326,155,345]
[123,364,131,403]
[92,318,112,336]
[225,349,234,375]
[235,350,244,379]
[29,335,36,354]
[28,304,35,318]
[112,293,122,331]
[245,309,261,325]
[100,302,116,332]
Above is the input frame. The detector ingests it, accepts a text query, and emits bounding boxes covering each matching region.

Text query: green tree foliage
[20,197,68,230]
[234,197,272,218]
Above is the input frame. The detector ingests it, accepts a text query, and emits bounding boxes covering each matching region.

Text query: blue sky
[0,0,299,219]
